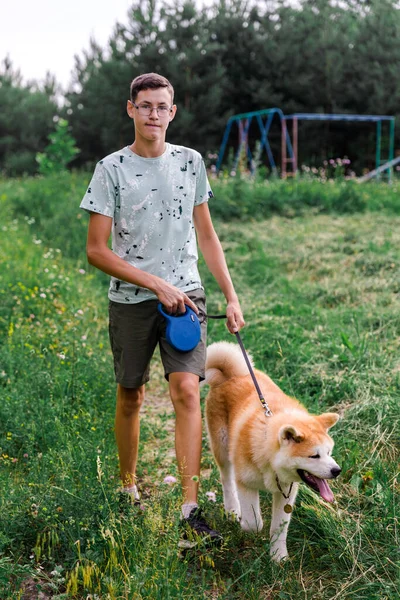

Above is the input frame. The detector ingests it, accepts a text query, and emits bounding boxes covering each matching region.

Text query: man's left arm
[194,202,245,334]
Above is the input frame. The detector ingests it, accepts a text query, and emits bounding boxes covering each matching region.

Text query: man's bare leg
[168,372,202,505]
[169,372,222,544]
[115,384,144,490]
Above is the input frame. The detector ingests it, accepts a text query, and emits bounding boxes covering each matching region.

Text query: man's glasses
[132,102,172,117]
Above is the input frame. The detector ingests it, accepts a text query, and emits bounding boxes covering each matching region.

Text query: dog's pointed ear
[318,413,340,431]
[279,425,304,445]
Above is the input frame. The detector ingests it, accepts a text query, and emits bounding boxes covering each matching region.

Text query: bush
[36,119,79,175]
[3,151,38,177]
[210,176,376,219]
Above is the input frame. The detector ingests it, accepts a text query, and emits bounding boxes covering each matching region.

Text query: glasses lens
[138,105,151,116]
[137,104,170,117]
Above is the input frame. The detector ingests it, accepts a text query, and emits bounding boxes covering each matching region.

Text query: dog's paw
[270,545,289,563]
[240,517,264,533]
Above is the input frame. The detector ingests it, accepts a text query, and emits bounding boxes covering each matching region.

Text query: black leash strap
[234,331,273,417]
[205,313,273,418]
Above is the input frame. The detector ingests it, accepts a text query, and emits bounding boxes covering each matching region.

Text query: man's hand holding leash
[226,298,245,334]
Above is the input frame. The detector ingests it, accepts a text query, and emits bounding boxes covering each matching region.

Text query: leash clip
[260,395,273,417]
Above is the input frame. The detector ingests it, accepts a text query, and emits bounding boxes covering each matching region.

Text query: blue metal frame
[216,108,295,174]
[286,113,395,179]
[286,113,394,122]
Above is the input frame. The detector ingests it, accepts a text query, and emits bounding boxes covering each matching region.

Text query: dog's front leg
[237,484,263,532]
[269,484,298,562]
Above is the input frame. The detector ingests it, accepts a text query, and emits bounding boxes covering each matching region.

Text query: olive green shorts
[108,288,207,388]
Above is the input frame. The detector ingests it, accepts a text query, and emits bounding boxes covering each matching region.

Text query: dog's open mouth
[297,469,334,502]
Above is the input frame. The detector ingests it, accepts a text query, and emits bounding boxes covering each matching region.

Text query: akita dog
[204,341,341,562]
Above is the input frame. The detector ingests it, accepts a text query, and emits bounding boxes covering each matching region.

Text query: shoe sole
[179,534,223,549]
[178,539,198,550]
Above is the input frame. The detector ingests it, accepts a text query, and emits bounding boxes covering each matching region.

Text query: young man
[80,73,244,542]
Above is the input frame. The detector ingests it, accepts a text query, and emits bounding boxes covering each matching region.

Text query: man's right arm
[86,212,198,314]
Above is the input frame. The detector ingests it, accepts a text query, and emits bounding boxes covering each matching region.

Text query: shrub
[36,119,79,175]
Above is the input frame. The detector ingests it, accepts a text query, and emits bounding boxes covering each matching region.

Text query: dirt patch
[20,577,54,599]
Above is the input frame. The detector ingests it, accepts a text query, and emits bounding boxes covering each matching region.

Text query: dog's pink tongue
[317,478,334,502]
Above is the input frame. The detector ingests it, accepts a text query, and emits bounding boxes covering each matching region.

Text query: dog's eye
[310,454,320,459]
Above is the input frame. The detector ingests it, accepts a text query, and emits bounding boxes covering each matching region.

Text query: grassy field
[0,174,399,599]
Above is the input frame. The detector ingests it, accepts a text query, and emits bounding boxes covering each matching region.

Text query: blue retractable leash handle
[157,303,201,352]
[157,305,227,352]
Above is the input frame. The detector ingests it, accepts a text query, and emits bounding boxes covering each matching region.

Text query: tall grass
[0,174,399,598]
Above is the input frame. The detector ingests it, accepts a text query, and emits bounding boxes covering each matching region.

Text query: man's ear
[127,100,135,119]
[169,104,177,122]
[279,425,304,445]
[318,413,340,431]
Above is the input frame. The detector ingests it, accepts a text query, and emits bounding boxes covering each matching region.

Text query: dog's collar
[276,476,294,514]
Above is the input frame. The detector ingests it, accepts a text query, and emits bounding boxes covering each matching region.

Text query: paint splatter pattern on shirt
[80,143,213,304]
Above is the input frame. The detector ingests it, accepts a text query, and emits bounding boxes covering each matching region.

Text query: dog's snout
[331,467,341,478]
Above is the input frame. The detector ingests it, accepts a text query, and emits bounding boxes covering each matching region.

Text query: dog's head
[274,413,341,502]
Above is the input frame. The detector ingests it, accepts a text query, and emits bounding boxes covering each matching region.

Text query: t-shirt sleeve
[194,158,214,206]
[80,162,116,217]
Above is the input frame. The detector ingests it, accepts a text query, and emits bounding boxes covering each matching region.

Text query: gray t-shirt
[80,143,213,303]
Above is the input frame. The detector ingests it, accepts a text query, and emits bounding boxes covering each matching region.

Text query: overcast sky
[1,1,222,90]
[0,0,140,89]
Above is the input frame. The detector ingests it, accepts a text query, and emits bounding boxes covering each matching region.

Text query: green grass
[1,172,400,262]
[0,174,399,598]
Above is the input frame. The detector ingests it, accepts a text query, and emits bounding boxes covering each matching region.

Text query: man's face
[127,88,176,143]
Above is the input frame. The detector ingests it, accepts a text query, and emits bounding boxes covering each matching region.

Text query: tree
[157,1,227,152]
[65,1,228,159]
[0,57,58,175]
[36,118,80,175]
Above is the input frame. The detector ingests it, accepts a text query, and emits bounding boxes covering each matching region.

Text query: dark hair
[130,73,174,103]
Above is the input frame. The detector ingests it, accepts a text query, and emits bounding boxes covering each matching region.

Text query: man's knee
[169,375,200,412]
[117,385,144,416]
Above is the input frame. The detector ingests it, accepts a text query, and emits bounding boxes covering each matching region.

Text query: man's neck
[130,139,166,158]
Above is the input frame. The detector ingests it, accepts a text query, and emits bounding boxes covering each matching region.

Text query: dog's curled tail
[204,341,252,387]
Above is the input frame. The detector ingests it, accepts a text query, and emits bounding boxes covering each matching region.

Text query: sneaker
[118,487,141,514]
[180,507,223,547]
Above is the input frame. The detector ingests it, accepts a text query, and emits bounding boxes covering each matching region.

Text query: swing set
[216,109,396,181]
